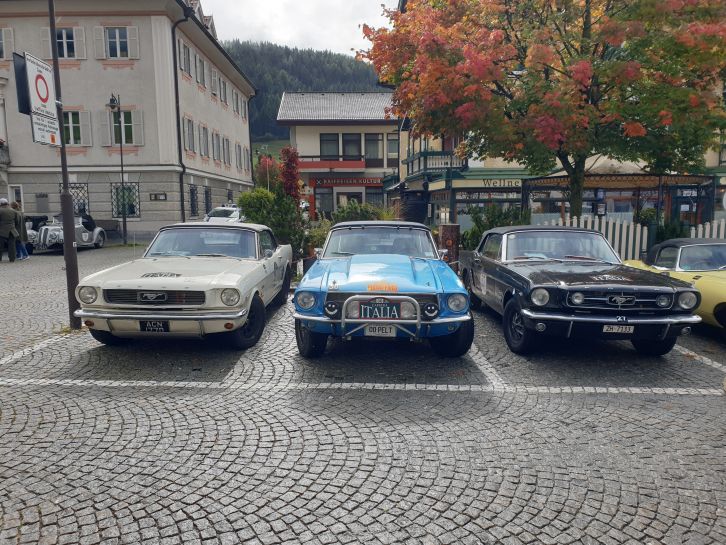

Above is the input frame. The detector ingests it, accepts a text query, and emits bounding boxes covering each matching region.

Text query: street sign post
[24,52,61,147]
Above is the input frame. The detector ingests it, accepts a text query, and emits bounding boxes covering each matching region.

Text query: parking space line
[466,344,509,389]
[0,335,66,366]
[0,377,227,389]
[674,345,726,373]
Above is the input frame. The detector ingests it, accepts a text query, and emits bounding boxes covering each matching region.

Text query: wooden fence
[690,219,726,240]
[537,216,649,260]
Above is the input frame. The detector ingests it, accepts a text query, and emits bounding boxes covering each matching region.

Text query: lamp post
[108,94,127,245]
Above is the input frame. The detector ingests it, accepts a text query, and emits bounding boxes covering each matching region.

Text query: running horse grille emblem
[607,295,636,306]
[138,292,168,303]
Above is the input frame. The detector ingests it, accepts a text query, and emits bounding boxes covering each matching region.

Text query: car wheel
[89,329,127,346]
[271,267,291,307]
[94,232,105,249]
[430,314,474,357]
[463,271,483,311]
[227,294,266,349]
[295,319,328,358]
[502,299,538,354]
[631,337,678,357]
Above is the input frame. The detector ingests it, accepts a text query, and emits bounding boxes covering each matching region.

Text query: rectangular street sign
[24,52,61,147]
[31,112,60,146]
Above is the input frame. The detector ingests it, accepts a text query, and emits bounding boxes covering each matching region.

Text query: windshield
[679,244,726,271]
[323,227,437,258]
[208,208,236,218]
[505,231,619,263]
[146,228,257,259]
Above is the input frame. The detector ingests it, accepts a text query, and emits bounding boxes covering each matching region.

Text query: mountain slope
[223,40,384,141]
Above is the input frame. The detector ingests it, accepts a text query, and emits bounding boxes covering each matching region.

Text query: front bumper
[74,307,248,337]
[520,309,701,340]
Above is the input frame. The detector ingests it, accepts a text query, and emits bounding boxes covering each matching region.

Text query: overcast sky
[200,0,398,55]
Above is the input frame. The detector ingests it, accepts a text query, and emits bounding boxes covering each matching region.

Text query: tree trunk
[569,157,587,218]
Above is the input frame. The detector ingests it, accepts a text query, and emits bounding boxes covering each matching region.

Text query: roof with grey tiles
[277,92,396,124]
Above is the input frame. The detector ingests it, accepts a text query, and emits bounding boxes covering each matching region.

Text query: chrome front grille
[565,291,671,311]
[104,289,206,306]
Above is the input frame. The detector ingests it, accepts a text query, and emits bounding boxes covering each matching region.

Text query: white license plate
[603,325,634,334]
[364,324,396,337]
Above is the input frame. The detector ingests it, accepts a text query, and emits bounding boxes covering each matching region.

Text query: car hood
[300,254,462,294]
[510,261,694,290]
[81,257,259,289]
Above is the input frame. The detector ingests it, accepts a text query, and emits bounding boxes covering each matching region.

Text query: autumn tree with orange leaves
[364,0,726,216]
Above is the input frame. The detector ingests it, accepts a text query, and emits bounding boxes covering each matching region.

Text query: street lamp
[107,94,127,245]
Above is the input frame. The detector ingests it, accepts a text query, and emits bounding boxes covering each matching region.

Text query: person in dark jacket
[0,198,20,262]
[11,201,29,260]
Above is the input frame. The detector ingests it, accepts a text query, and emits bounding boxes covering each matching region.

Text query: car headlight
[570,292,585,305]
[78,286,98,304]
[221,288,241,306]
[447,293,468,313]
[677,291,697,310]
[656,294,671,308]
[401,301,416,319]
[296,292,316,310]
[346,301,360,318]
[531,288,550,306]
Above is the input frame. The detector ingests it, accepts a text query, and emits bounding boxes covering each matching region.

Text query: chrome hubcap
[510,311,525,342]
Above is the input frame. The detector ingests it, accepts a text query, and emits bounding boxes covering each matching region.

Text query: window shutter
[211,70,218,95]
[100,111,111,146]
[93,27,106,59]
[74,27,87,59]
[182,117,188,150]
[40,28,52,60]
[79,111,92,146]
[127,26,139,59]
[131,110,144,146]
[2,28,14,60]
[198,125,203,155]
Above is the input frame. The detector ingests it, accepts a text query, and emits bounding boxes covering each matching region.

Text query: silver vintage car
[32,214,106,252]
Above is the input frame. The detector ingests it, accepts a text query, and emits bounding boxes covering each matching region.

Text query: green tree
[239,188,306,259]
[461,206,530,250]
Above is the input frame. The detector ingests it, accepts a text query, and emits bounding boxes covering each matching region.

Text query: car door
[258,230,279,304]
[469,237,487,298]
[480,234,504,311]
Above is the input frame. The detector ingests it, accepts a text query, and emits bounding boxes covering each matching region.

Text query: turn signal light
[224,322,234,330]
[84,320,94,327]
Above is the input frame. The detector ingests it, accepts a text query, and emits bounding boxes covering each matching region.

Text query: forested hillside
[224,40,383,141]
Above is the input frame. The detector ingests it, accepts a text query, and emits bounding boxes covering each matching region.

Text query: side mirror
[264,249,274,259]
[438,248,449,262]
[314,248,323,259]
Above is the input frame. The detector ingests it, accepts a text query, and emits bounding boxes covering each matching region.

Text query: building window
[366,188,384,207]
[199,126,209,157]
[56,28,75,58]
[196,56,205,86]
[190,185,199,216]
[112,111,136,145]
[211,70,218,96]
[232,91,240,114]
[222,137,231,165]
[212,132,221,161]
[105,27,128,58]
[365,133,384,168]
[181,43,191,74]
[220,80,228,104]
[111,182,140,218]
[184,118,195,152]
[244,147,250,171]
[0,28,12,60]
[320,133,339,160]
[235,143,242,168]
[63,111,82,145]
[0,30,4,59]
[204,186,212,214]
[242,100,247,120]
[342,134,361,160]
[315,187,334,218]
[59,183,90,215]
[387,133,399,162]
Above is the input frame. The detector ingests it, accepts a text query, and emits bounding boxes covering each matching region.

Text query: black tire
[89,328,127,346]
[94,232,105,249]
[295,319,328,358]
[631,337,678,356]
[227,294,266,349]
[502,299,539,354]
[463,270,483,311]
[430,314,475,357]
[271,267,291,307]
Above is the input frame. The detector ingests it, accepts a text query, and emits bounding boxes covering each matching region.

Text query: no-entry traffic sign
[24,52,60,147]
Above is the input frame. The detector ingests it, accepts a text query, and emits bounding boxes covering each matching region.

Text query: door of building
[336,191,363,209]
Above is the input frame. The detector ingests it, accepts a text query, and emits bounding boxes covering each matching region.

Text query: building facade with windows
[277,92,399,219]
[0,0,254,234]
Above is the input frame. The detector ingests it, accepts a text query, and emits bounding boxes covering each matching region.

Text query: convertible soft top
[645,238,726,265]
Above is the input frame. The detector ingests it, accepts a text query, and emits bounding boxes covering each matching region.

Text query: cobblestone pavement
[1,249,725,545]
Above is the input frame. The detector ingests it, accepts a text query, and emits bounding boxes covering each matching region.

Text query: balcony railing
[0,145,9,166]
[402,151,466,177]
[298,154,366,171]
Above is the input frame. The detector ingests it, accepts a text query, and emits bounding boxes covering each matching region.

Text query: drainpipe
[246,94,255,193]
[171,6,194,222]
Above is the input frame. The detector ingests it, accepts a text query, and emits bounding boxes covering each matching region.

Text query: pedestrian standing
[0,198,20,262]
[11,201,29,260]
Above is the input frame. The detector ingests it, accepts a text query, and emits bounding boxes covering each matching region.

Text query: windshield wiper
[331,251,354,256]
[563,255,614,264]
[148,252,190,258]
[194,253,232,258]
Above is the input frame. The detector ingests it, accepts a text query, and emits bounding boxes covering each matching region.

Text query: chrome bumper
[520,310,702,325]
[74,308,248,321]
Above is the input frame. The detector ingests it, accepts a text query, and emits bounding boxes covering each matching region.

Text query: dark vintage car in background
[459,226,701,356]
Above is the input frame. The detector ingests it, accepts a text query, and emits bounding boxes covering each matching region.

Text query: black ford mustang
[460,226,701,356]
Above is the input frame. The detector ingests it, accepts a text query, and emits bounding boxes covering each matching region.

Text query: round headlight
[570,292,585,305]
[296,292,316,310]
[447,294,468,313]
[677,291,698,310]
[401,301,416,319]
[78,286,98,304]
[346,301,360,318]
[221,288,241,307]
[656,294,671,308]
[531,288,550,307]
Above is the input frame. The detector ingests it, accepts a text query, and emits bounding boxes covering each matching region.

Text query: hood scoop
[141,272,182,278]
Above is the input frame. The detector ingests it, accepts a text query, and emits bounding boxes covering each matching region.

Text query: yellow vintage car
[625,238,726,330]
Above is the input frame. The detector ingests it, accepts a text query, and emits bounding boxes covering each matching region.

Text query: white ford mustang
[74,222,293,348]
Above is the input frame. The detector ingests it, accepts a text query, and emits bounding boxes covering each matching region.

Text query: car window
[208,208,235,218]
[679,244,726,271]
[259,231,275,255]
[505,231,619,263]
[482,234,502,261]
[146,228,257,259]
[655,247,678,269]
[323,227,437,258]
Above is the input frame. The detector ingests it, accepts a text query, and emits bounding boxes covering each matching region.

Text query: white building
[0,0,255,235]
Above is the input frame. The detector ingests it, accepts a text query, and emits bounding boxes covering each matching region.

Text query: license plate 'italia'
[360,298,400,320]
[365,324,396,337]
[140,320,170,333]
[603,325,634,334]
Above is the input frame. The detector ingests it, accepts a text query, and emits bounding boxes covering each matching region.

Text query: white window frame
[220,80,227,104]
[244,147,250,172]
[184,118,195,152]
[199,125,209,157]
[56,27,75,58]
[212,132,221,161]
[63,111,82,145]
[222,137,231,165]
[196,56,205,86]
[105,27,128,59]
[181,43,191,74]
[112,110,134,145]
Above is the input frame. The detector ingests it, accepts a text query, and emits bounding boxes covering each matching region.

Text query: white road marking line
[0,378,227,389]
[0,335,66,366]
[467,344,509,389]
[674,345,726,373]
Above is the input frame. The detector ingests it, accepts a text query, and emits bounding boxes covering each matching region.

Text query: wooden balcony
[402,151,466,178]
[299,154,366,172]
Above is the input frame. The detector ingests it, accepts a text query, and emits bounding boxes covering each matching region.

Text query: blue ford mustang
[293,221,474,358]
